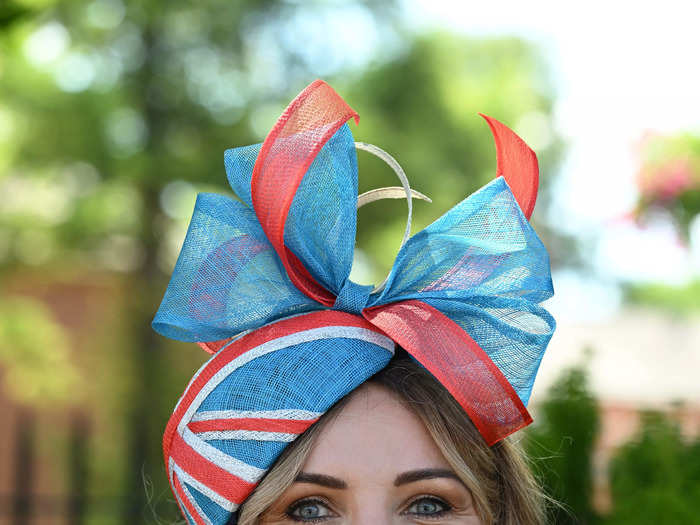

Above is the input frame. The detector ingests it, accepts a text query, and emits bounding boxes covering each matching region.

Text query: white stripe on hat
[179,478,215,525]
[197,430,298,442]
[190,409,322,422]
[170,458,239,513]
[181,427,266,484]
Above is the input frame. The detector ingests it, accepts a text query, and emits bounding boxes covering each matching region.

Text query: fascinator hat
[153,80,555,524]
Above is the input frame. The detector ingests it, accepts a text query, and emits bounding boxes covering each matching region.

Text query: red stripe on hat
[364,299,531,445]
[170,431,256,505]
[189,417,318,435]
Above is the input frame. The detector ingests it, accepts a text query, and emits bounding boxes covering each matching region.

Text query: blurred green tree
[605,410,700,525]
[624,279,700,314]
[0,296,81,404]
[526,356,600,524]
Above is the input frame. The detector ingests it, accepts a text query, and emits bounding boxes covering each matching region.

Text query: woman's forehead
[301,384,452,482]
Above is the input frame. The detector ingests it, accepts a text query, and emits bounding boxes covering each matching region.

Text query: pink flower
[638,158,696,203]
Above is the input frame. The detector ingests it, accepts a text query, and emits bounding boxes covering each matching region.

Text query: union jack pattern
[163,310,395,525]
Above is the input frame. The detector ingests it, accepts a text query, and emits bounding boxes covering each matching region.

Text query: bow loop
[366,177,554,418]
[225,123,359,297]
[152,193,319,343]
[370,176,553,307]
[251,80,360,305]
[154,115,362,344]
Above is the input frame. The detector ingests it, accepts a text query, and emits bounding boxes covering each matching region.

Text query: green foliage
[624,279,700,314]
[526,358,600,524]
[0,1,34,28]
[0,296,81,404]
[605,410,700,525]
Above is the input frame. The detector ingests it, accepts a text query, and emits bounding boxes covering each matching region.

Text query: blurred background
[1,0,698,523]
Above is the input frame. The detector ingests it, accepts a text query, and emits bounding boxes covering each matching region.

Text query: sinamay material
[152,80,556,524]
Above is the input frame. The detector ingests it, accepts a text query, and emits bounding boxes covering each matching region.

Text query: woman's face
[258,383,482,524]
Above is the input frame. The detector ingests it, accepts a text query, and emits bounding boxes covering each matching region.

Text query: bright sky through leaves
[405,0,700,319]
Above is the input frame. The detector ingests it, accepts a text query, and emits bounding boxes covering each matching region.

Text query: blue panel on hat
[206,439,288,471]
[185,481,231,524]
[198,337,393,413]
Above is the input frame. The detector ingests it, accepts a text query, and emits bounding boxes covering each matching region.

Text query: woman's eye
[405,496,450,517]
[287,499,334,521]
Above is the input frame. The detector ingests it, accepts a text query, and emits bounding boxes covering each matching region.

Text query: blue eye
[405,496,450,517]
[288,499,334,522]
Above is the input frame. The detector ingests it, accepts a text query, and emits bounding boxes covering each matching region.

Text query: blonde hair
[237,354,547,525]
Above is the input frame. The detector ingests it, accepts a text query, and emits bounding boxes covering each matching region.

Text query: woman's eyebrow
[295,472,347,489]
[394,468,460,486]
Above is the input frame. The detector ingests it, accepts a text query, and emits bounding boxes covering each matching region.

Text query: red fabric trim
[170,432,254,505]
[250,79,359,305]
[189,417,318,435]
[163,310,373,471]
[479,113,539,220]
[363,299,532,445]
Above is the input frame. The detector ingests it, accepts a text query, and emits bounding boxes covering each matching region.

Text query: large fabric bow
[153,80,555,445]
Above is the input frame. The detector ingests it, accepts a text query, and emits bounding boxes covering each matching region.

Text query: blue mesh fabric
[223,143,259,208]
[205,439,288,471]
[152,193,320,342]
[196,337,392,470]
[224,124,357,294]
[420,297,553,405]
[367,177,555,405]
[198,338,388,413]
[369,177,552,305]
[186,482,230,524]
[155,125,554,400]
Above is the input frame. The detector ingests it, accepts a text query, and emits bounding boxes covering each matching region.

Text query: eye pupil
[299,504,319,518]
[288,499,334,521]
[407,497,448,516]
[418,501,438,513]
